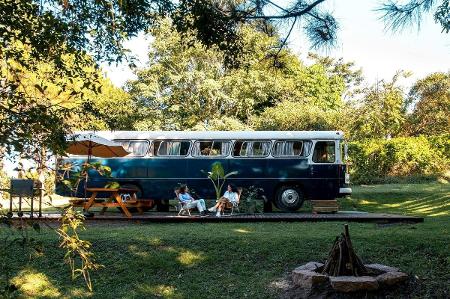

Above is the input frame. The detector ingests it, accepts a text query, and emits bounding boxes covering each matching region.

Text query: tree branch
[243,0,326,20]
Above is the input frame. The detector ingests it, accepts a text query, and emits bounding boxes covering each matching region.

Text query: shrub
[427,134,450,160]
[349,136,449,184]
[239,186,264,214]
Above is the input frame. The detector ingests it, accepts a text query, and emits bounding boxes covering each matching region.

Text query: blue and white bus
[59,131,351,211]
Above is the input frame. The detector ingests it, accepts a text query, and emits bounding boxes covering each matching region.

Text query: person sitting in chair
[208,184,239,217]
[178,185,207,216]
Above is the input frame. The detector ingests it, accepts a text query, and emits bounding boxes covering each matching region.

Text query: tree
[405,72,450,136]
[69,78,138,131]
[252,101,339,131]
[1,0,102,155]
[127,18,361,130]
[346,72,408,140]
[2,0,445,155]
[377,0,450,33]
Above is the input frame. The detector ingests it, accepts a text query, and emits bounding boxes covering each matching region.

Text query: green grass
[1,183,449,298]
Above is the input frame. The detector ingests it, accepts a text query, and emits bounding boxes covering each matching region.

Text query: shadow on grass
[341,183,450,217]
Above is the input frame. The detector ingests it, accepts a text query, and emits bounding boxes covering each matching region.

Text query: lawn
[1,182,449,298]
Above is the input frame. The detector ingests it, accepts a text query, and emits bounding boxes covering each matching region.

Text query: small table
[84,188,139,218]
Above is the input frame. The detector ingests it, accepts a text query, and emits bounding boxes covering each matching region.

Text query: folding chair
[174,189,192,216]
[222,188,242,216]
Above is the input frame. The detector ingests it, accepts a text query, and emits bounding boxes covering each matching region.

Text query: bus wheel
[276,186,305,211]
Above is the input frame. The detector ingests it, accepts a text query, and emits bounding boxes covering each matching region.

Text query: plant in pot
[240,186,265,214]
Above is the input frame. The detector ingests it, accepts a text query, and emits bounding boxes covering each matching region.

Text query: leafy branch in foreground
[57,207,103,292]
[57,161,112,197]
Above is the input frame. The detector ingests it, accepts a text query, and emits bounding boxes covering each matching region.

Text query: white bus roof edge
[73,131,345,140]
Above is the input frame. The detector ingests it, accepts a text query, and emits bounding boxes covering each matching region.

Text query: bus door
[310,140,340,199]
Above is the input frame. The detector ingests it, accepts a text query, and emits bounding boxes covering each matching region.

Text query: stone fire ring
[292,262,408,293]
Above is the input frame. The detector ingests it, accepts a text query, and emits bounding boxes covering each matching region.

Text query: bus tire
[276,185,305,211]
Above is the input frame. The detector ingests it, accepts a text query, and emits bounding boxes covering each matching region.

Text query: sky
[102,0,449,88]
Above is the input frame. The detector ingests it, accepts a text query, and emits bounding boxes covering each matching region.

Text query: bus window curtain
[221,142,231,156]
[168,142,181,155]
[192,142,201,156]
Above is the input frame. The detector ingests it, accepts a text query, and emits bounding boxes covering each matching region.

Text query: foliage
[68,77,138,132]
[0,168,9,200]
[0,0,102,156]
[57,161,112,197]
[239,186,264,214]
[204,161,238,200]
[252,101,339,131]
[104,181,121,189]
[345,72,408,140]
[56,207,103,292]
[377,0,450,33]
[427,134,450,160]
[192,116,251,131]
[0,0,139,156]
[405,72,450,136]
[127,18,359,130]
[348,136,449,184]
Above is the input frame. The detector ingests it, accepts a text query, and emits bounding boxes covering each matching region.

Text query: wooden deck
[10,211,424,224]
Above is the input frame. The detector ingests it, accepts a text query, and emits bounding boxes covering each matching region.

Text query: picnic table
[84,187,140,218]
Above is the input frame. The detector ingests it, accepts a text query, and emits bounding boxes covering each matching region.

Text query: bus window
[240,142,249,156]
[303,141,313,156]
[252,141,271,156]
[273,141,303,157]
[233,141,244,156]
[312,141,335,163]
[155,140,190,156]
[116,140,149,156]
[233,141,271,157]
[192,141,231,156]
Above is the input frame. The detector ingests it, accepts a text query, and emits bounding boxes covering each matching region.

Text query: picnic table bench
[70,188,154,218]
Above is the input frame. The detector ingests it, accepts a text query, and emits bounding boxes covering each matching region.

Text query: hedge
[348,135,449,184]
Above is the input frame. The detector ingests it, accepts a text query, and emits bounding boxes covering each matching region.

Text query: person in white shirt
[208,184,239,217]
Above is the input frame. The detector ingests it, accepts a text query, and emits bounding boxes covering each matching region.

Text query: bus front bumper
[339,187,352,195]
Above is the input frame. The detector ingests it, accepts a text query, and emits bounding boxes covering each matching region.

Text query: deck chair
[222,188,242,216]
[174,189,192,216]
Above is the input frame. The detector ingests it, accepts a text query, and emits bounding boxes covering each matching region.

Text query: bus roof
[75,131,345,140]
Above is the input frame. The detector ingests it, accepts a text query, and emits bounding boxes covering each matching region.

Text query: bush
[239,186,264,214]
[427,134,450,160]
[349,136,449,184]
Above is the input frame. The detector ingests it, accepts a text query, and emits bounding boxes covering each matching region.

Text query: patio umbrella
[65,133,130,209]
[66,133,129,161]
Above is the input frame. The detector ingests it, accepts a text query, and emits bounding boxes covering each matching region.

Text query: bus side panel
[310,164,340,200]
[141,158,189,199]
[227,158,271,199]
[265,158,312,200]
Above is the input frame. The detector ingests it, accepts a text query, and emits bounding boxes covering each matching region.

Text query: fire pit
[287,225,408,297]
